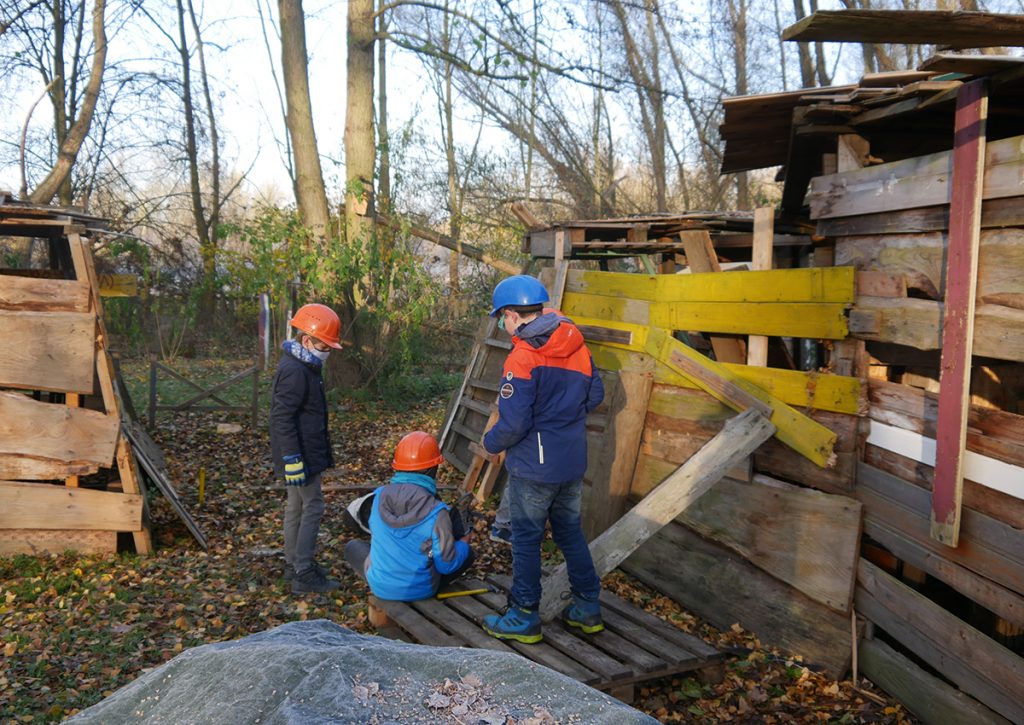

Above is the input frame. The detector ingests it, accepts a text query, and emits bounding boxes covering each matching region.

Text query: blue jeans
[508,475,600,609]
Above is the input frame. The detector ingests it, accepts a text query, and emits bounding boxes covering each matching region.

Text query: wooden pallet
[369,574,726,703]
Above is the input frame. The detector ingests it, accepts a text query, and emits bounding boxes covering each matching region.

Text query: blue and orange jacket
[483,310,604,482]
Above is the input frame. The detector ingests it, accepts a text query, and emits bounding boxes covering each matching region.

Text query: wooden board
[0,529,116,556]
[809,133,1024,221]
[850,298,1024,363]
[0,480,142,531]
[584,370,654,539]
[647,328,837,468]
[678,230,746,364]
[859,637,1012,725]
[0,391,118,466]
[0,310,96,393]
[754,408,861,495]
[836,228,1024,308]
[588,342,865,415]
[783,10,1024,49]
[932,79,988,547]
[747,208,774,367]
[539,409,775,621]
[920,52,1024,77]
[855,464,1024,597]
[818,195,1024,238]
[0,275,90,312]
[0,456,99,481]
[623,519,852,679]
[856,558,1024,723]
[676,477,862,613]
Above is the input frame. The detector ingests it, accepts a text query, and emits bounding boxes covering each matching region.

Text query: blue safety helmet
[489,275,549,316]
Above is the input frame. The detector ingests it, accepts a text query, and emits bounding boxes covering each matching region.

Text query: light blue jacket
[365,472,471,601]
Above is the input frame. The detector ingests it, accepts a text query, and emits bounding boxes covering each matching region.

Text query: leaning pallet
[0,205,152,555]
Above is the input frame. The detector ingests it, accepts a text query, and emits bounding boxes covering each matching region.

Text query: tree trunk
[30,0,106,205]
[278,0,331,245]
[727,0,750,210]
[792,0,815,87]
[344,0,375,253]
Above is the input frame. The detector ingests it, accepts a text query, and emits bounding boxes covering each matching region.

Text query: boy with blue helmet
[481,275,605,643]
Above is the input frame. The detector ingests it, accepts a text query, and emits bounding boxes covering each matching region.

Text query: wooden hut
[441,10,1024,723]
[0,194,152,555]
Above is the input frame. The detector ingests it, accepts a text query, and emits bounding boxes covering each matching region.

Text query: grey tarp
[68,620,658,724]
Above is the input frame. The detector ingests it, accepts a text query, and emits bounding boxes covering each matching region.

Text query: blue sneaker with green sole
[561,594,604,634]
[483,605,542,644]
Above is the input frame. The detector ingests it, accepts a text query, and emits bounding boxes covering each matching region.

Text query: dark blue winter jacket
[365,472,471,601]
[483,311,604,482]
[269,341,334,479]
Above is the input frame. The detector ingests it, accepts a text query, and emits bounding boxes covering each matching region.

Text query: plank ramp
[370,575,726,700]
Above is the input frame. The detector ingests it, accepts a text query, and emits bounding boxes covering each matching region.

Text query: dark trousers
[344,539,476,594]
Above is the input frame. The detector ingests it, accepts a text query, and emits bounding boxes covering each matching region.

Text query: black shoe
[291,566,339,593]
[284,562,328,582]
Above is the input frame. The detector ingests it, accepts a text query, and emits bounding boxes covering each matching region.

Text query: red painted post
[931,79,988,547]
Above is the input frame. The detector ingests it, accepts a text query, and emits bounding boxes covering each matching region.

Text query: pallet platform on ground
[368,574,726,703]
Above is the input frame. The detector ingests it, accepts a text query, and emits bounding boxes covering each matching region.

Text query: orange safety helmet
[290,303,343,349]
[392,431,444,471]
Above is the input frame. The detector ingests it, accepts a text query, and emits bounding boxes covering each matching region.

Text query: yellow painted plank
[645,328,837,468]
[579,319,864,415]
[650,301,849,339]
[98,273,138,298]
[567,267,856,304]
[564,292,651,325]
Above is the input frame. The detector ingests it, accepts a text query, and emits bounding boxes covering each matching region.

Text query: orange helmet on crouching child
[392,431,444,471]
[290,303,343,348]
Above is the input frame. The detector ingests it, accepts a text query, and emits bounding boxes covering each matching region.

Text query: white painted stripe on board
[867,420,1024,500]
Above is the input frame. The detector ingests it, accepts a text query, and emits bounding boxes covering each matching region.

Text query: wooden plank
[932,79,988,547]
[859,637,1012,725]
[809,133,1024,221]
[588,340,865,415]
[408,598,512,652]
[863,516,1024,629]
[920,52,1024,77]
[0,310,96,393]
[565,266,856,304]
[678,230,745,364]
[623,519,852,679]
[0,529,116,556]
[676,477,862,613]
[782,9,1024,48]
[597,587,721,659]
[851,297,1024,363]
[747,208,773,367]
[856,464,1024,596]
[0,275,89,312]
[856,271,906,298]
[538,409,775,621]
[0,455,98,481]
[867,420,1024,501]
[819,196,1024,237]
[856,559,1024,723]
[0,480,142,531]
[868,379,1024,472]
[96,273,137,298]
[864,444,1024,532]
[666,348,772,418]
[585,370,654,539]
[597,608,698,666]
[647,328,837,468]
[0,391,118,466]
[368,597,464,647]
[115,436,153,555]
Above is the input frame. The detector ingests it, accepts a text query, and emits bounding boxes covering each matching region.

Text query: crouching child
[344,432,474,601]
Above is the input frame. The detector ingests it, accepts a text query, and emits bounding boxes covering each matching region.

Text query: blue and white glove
[283,454,307,486]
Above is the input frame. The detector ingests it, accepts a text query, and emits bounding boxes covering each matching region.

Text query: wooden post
[584,370,654,540]
[747,208,774,367]
[931,79,988,547]
[678,230,746,364]
[539,409,776,621]
[250,361,259,427]
[65,393,81,488]
[149,358,158,429]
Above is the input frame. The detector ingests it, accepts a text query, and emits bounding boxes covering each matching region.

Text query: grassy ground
[0,358,915,723]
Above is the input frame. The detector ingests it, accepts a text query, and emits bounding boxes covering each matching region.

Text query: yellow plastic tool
[436,588,489,600]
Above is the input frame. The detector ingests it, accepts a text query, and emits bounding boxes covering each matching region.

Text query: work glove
[283,454,307,486]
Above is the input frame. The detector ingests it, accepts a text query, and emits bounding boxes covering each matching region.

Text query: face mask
[497,315,506,332]
[309,348,330,362]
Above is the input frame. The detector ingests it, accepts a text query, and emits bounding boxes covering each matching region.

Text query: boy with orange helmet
[270,303,344,594]
[343,432,475,601]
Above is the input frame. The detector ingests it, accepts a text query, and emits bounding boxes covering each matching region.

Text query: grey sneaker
[283,562,328,581]
[291,567,340,593]
[489,527,512,546]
